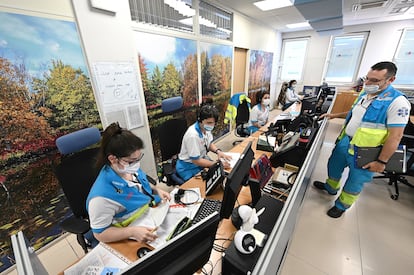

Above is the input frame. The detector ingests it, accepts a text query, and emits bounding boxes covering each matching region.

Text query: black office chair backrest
[54,127,101,218]
[158,118,187,161]
[55,148,100,218]
[235,99,250,125]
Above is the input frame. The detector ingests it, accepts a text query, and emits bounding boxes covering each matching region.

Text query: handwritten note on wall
[93,62,144,129]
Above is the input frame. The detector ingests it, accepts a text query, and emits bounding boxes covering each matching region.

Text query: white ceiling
[208,0,414,33]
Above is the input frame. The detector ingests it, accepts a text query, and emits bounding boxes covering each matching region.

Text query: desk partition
[252,92,336,274]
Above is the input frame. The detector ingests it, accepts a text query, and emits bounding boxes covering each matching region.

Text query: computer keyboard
[191,199,221,225]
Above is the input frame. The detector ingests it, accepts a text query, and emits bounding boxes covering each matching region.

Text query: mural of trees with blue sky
[0,12,88,79]
[0,11,99,272]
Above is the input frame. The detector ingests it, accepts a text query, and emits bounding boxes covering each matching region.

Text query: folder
[354,145,406,173]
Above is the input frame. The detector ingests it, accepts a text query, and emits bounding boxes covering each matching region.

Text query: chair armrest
[60,216,90,234]
[403,134,414,140]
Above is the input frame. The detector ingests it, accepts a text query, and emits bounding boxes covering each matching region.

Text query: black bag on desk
[269,132,306,168]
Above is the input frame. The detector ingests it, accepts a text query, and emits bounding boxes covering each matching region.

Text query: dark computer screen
[220,141,255,219]
[205,161,225,195]
[122,212,220,275]
[300,97,318,115]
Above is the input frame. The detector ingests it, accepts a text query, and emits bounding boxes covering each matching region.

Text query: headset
[174,189,199,205]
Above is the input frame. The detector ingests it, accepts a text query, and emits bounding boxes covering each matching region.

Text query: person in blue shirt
[247,90,271,134]
[86,122,171,243]
[313,61,410,218]
[176,103,232,181]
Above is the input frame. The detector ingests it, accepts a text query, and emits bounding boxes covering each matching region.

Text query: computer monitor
[220,141,255,219]
[205,161,225,195]
[11,231,48,275]
[302,85,320,98]
[122,211,220,275]
[300,97,318,115]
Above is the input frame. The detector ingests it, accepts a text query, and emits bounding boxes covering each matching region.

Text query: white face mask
[117,161,141,174]
[204,124,214,132]
[262,98,271,106]
[364,84,380,94]
[291,84,296,88]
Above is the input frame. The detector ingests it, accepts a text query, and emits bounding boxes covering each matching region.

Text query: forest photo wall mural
[135,32,233,163]
[200,41,232,138]
[248,50,273,106]
[0,11,100,272]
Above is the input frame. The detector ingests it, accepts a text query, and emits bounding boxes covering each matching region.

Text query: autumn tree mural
[248,50,273,106]
[200,42,233,138]
[0,12,100,272]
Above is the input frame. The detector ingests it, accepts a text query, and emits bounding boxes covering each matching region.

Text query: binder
[354,145,406,173]
[256,134,276,152]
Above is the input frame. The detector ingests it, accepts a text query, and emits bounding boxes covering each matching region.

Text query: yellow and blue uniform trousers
[324,135,374,210]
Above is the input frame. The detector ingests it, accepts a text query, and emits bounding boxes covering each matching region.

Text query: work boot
[313,181,337,195]
[327,206,345,218]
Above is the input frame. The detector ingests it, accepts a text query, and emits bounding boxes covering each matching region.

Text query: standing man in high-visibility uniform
[314,61,411,218]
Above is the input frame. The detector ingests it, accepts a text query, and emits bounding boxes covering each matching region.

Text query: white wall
[282,19,414,92]
[0,0,73,19]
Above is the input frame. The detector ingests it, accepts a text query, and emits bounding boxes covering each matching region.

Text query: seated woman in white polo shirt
[176,103,232,182]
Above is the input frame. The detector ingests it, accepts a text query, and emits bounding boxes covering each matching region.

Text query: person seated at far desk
[247,90,270,134]
[86,122,171,244]
[283,79,303,111]
[176,103,232,182]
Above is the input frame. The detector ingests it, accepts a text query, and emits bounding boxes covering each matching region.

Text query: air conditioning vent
[352,0,389,11]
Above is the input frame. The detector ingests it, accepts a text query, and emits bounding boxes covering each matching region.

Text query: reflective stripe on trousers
[326,135,374,210]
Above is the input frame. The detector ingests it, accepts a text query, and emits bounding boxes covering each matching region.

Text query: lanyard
[132,173,155,203]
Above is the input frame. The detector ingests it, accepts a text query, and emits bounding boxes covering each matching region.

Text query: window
[129,0,233,40]
[324,33,368,83]
[199,1,233,40]
[393,28,414,86]
[279,38,309,81]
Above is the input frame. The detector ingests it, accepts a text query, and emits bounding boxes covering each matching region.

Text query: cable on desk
[276,186,292,200]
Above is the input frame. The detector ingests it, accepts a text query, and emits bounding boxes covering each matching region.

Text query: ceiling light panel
[254,0,293,11]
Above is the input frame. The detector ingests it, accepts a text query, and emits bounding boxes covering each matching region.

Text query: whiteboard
[93,61,144,129]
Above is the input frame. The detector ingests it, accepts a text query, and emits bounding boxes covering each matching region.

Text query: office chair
[374,117,414,200]
[158,96,187,185]
[54,127,101,253]
[234,98,250,140]
[224,93,251,145]
[277,82,288,109]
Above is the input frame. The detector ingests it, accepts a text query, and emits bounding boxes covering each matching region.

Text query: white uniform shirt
[249,104,269,127]
[178,122,213,162]
[286,87,300,103]
[345,94,411,137]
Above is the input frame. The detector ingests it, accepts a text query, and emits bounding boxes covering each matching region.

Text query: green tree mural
[33,60,100,132]
[161,62,182,98]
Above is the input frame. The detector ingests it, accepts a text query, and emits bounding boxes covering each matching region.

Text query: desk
[180,129,274,274]
[61,96,335,274]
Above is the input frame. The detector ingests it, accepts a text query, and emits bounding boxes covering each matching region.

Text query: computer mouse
[137,247,152,258]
